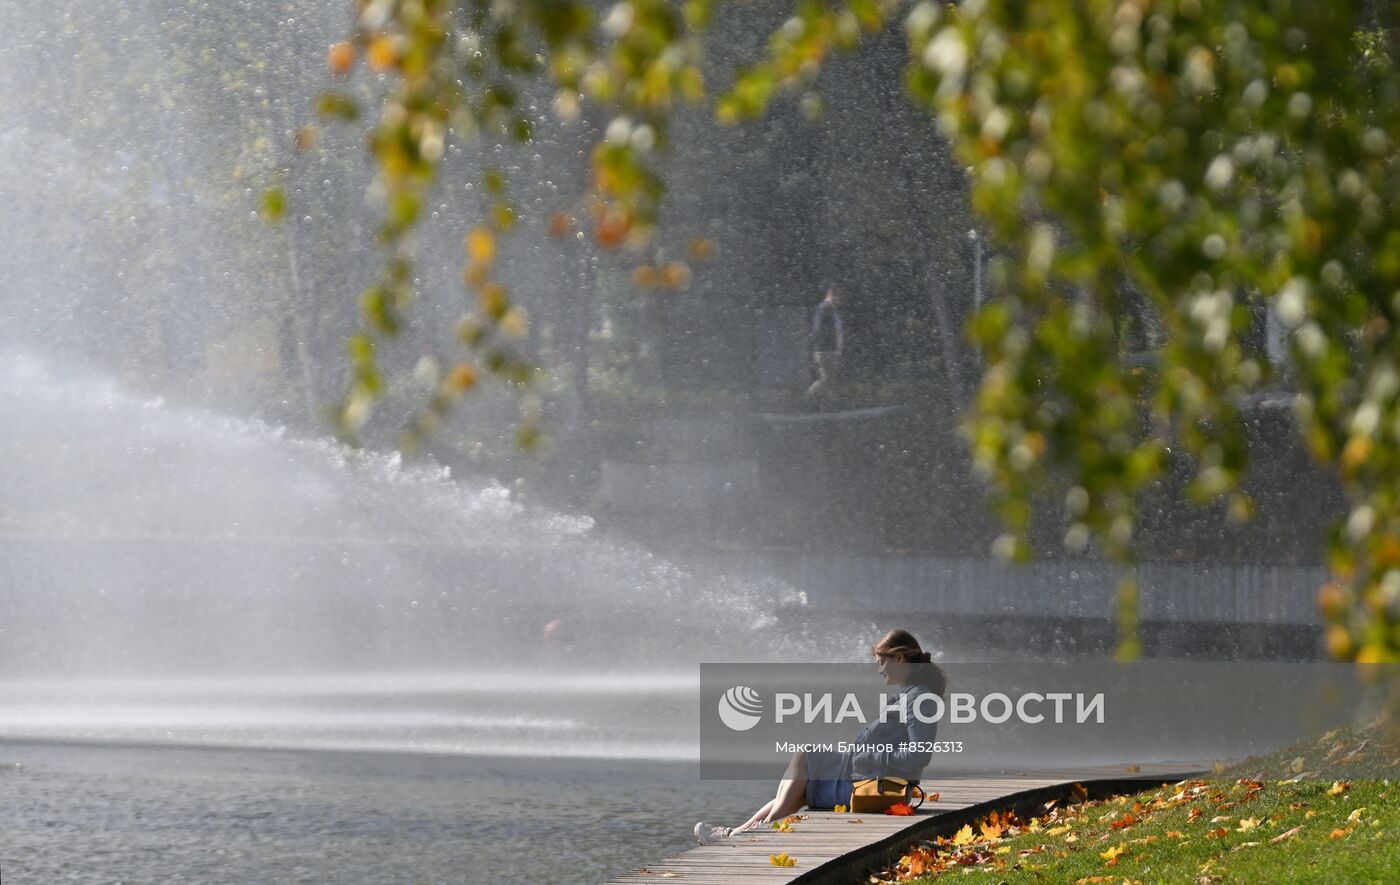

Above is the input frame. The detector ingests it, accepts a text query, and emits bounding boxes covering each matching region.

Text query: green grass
[1216,719,1399,783]
[894,723,1400,884]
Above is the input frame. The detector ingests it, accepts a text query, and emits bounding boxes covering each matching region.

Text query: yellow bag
[848,777,926,813]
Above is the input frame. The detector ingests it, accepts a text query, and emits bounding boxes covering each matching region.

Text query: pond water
[1,740,772,884]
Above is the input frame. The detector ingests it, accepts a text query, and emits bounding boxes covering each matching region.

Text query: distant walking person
[806,286,845,398]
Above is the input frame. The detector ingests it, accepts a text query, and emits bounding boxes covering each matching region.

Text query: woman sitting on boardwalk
[694,628,947,844]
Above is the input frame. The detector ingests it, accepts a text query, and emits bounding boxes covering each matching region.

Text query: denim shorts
[804,750,853,810]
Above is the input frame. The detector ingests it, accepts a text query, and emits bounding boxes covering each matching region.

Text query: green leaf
[259,187,286,222]
[316,91,360,121]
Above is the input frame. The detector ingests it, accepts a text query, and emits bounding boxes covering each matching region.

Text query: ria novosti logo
[715,685,1106,731]
[718,685,764,731]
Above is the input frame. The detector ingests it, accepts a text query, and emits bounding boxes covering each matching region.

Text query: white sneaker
[693,821,733,844]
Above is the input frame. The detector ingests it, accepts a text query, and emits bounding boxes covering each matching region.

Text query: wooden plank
[607,763,1204,885]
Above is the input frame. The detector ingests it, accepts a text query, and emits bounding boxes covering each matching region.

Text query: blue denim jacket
[845,681,940,781]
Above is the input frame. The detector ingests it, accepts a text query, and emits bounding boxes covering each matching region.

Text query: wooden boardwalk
[608,763,1204,885]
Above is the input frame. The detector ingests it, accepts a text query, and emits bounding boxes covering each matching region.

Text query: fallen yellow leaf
[1100,844,1126,862]
[1347,807,1366,823]
[1328,781,1352,797]
[952,823,975,846]
[1237,817,1261,832]
[1270,825,1304,844]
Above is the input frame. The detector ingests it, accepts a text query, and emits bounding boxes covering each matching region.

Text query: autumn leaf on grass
[1099,844,1127,865]
[1270,826,1304,844]
[1236,817,1261,832]
[1166,830,1186,839]
[1232,841,1261,852]
[1110,813,1138,830]
[1188,808,1204,821]
[1329,827,1351,840]
[952,823,976,846]
[1341,740,1370,764]
[979,819,1004,840]
[886,802,915,816]
[1208,827,1230,838]
[1347,807,1367,823]
[906,846,938,876]
[1328,781,1352,796]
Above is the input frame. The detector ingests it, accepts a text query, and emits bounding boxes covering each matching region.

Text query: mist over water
[0,352,886,758]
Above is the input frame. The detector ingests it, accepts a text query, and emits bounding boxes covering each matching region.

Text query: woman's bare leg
[736,751,808,831]
[735,799,775,832]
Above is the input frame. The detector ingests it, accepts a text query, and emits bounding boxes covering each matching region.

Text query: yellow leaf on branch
[465,227,496,266]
